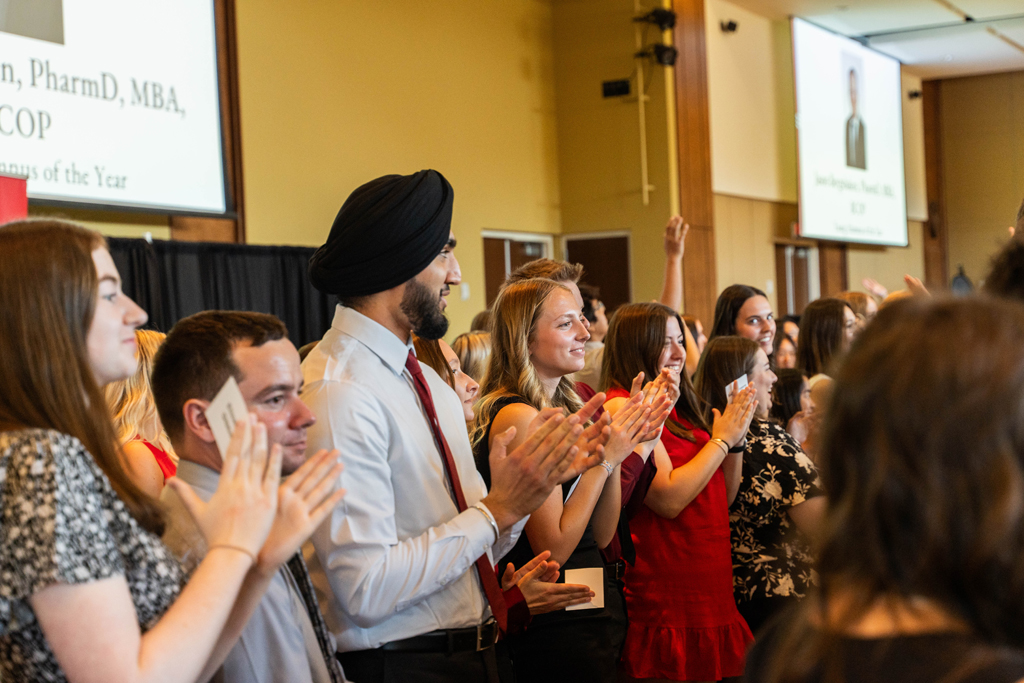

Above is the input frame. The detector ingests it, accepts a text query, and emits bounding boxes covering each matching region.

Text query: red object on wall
[0,174,29,225]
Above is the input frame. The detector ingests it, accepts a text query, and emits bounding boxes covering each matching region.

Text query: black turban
[308,169,454,297]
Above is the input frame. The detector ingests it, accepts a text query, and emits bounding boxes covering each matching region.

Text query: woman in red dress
[601,303,757,682]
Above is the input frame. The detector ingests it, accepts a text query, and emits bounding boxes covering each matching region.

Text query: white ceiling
[722,0,1024,79]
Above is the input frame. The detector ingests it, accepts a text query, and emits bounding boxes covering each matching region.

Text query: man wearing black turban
[301,171,606,683]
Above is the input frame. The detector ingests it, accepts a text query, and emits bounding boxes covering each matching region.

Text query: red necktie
[405,351,526,634]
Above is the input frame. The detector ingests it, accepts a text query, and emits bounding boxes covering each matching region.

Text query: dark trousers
[337,643,513,683]
[737,596,799,637]
[507,617,617,683]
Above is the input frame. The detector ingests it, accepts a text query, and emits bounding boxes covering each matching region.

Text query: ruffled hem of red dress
[620,618,754,680]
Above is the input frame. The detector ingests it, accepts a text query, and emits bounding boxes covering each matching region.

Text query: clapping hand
[711,384,757,449]
[630,370,676,443]
[167,416,280,561]
[255,449,346,572]
[501,551,595,614]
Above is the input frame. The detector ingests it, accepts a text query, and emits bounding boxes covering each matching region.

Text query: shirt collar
[174,460,221,499]
[331,304,415,376]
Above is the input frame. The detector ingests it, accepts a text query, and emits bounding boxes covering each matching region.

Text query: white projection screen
[792,18,908,246]
[0,0,226,214]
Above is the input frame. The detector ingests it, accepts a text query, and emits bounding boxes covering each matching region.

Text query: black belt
[606,559,626,581]
[379,619,500,654]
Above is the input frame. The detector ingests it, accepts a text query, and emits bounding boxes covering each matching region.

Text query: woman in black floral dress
[693,336,825,635]
[0,220,342,683]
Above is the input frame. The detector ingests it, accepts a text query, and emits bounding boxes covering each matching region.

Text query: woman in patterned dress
[693,336,825,635]
[0,220,343,683]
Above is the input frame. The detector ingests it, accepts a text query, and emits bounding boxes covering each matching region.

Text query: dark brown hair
[709,284,769,340]
[681,314,702,341]
[0,219,163,533]
[692,336,761,420]
[835,291,873,319]
[759,296,1024,682]
[505,258,583,286]
[797,298,853,376]
[985,237,1024,304]
[413,335,454,389]
[601,302,708,440]
[152,311,287,445]
[770,368,806,427]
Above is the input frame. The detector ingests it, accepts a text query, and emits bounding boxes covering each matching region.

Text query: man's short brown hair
[505,258,583,286]
[152,311,288,444]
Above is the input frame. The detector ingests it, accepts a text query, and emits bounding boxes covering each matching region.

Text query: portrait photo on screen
[793,17,908,247]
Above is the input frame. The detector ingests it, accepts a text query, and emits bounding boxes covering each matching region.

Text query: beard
[401,278,449,340]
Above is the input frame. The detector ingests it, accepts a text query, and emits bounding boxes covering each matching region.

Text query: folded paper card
[564,567,605,611]
[206,375,249,458]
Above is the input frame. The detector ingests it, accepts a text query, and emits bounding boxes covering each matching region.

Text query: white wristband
[599,460,614,476]
[472,502,500,543]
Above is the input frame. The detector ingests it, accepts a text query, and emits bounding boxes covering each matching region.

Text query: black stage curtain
[107,238,338,347]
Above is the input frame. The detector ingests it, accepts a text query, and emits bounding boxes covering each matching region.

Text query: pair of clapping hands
[491,371,678,613]
[166,415,345,575]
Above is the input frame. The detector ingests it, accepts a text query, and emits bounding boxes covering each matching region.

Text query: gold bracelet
[208,544,257,566]
[708,438,729,456]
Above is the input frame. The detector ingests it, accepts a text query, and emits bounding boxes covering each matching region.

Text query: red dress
[136,438,176,481]
[614,389,753,680]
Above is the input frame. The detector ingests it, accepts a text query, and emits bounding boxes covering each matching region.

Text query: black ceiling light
[634,8,676,31]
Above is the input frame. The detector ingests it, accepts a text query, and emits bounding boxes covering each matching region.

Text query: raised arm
[659,216,688,312]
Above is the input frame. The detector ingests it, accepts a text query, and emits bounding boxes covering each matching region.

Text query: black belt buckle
[607,559,626,581]
[475,619,499,651]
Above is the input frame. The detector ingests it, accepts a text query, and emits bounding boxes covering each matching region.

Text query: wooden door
[565,236,632,314]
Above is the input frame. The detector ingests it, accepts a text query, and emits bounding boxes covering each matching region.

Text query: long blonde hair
[452,330,491,384]
[106,329,175,459]
[471,278,583,448]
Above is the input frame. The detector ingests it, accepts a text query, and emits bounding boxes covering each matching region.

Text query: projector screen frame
[23,0,246,236]
[789,15,909,249]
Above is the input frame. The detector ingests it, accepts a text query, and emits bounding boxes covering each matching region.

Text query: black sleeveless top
[474,396,609,626]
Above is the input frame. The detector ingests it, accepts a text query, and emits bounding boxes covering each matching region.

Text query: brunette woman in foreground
[745,297,1024,683]
[0,220,343,683]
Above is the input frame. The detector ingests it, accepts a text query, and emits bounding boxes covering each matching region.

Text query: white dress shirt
[301,305,524,652]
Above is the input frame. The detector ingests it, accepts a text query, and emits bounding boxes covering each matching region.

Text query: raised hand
[167,416,280,560]
[862,277,888,301]
[711,384,757,448]
[664,215,689,259]
[256,449,346,572]
[904,274,930,297]
[500,551,595,615]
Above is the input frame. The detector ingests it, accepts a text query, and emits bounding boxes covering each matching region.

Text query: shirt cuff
[471,502,500,544]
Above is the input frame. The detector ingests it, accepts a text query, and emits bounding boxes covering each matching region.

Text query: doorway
[563,232,632,314]
[481,230,555,307]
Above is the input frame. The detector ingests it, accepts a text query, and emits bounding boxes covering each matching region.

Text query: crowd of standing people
[3,169,1024,683]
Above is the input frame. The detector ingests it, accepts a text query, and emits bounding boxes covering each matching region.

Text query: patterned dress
[0,429,185,682]
[730,420,823,630]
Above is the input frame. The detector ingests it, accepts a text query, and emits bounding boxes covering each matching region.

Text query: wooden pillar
[171,0,245,243]
[672,0,716,325]
[818,242,848,296]
[922,80,949,290]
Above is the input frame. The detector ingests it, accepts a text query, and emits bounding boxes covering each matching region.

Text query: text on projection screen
[0,0,226,213]
[792,18,907,247]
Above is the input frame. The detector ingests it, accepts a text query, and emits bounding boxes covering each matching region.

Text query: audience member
[682,313,707,355]
[414,335,480,424]
[154,311,347,683]
[745,297,1024,683]
[604,303,757,682]
[451,330,492,384]
[301,170,604,682]
[106,328,177,498]
[985,232,1024,302]
[709,284,777,358]
[772,331,798,370]
[0,219,336,683]
[471,308,493,333]
[770,368,817,451]
[835,290,878,329]
[780,314,800,344]
[471,278,660,683]
[573,283,607,389]
[797,297,857,411]
[694,337,824,635]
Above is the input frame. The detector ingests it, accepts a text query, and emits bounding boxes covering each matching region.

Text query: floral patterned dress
[730,420,823,630]
[0,429,186,682]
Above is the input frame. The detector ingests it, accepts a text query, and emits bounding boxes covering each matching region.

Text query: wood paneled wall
[921,80,948,289]
[672,0,717,325]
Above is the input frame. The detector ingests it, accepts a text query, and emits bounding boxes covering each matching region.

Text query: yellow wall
[847,221,925,295]
[941,70,1024,286]
[234,0,562,338]
[550,0,676,305]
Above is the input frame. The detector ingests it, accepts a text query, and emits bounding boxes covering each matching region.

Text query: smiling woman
[709,284,777,358]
